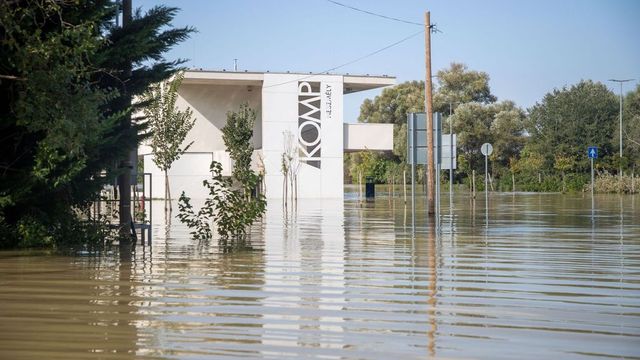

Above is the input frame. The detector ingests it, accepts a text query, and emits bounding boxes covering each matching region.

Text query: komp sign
[298,82,321,168]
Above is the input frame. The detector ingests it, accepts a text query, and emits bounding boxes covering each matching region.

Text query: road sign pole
[450,132,453,201]
[591,157,594,197]
[485,153,488,206]
[588,146,598,197]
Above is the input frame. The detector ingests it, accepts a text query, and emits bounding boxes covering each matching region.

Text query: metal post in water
[411,114,417,231]
[434,113,441,231]
[485,153,488,206]
[591,157,595,198]
[403,170,407,204]
[591,157,595,223]
[449,103,453,202]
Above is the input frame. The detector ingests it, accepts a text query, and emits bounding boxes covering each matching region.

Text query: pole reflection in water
[426,221,438,357]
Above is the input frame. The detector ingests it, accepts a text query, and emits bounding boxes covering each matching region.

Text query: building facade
[140,70,394,199]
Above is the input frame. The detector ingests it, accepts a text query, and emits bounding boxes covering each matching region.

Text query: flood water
[1,192,639,359]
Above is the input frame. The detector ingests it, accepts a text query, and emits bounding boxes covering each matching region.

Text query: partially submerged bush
[178,161,266,242]
[592,172,638,194]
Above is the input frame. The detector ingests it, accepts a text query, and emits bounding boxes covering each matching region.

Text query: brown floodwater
[1,192,639,359]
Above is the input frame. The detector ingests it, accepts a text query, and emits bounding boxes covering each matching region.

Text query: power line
[326,0,423,27]
[264,29,424,89]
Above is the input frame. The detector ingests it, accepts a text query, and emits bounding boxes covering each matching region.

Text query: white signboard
[440,134,457,170]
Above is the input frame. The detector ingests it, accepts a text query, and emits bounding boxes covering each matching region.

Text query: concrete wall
[143,83,262,200]
[143,74,347,200]
[261,74,344,199]
[143,152,214,200]
[343,123,394,152]
[179,83,262,152]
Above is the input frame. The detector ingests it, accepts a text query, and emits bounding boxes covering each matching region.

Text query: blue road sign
[588,147,598,159]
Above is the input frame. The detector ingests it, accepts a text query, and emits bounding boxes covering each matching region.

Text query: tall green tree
[450,101,525,177]
[433,62,497,114]
[0,0,192,248]
[622,84,640,174]
[526,80,618,173]
[357,63,498,167]
[222,104,258,193]
[142,72,195,213]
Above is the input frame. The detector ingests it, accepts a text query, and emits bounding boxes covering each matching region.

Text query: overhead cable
[263,29,424,89]
[325,0,423,26]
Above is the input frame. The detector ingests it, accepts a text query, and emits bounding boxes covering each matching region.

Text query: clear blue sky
[140,0,640,122]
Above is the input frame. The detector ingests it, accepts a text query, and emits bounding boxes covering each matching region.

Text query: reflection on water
[1,193,639,359]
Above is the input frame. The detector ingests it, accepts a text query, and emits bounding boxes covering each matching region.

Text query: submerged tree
[179,104,266,242]
[142,72,195,213]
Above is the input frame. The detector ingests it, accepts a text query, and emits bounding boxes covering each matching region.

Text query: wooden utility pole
[425,12,435,215]
[118,0,133,245]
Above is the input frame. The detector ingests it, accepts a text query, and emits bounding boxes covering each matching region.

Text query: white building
[140,70,395,199]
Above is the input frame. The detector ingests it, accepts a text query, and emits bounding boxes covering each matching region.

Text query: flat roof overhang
[343,75,395,94]
[181,70,395,93]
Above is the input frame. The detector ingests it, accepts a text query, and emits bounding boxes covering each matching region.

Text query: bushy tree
[433,62,497,114]
[622,84,640,173]
[451,101,526,175]
[354,63,499,177]
[179,104,266,242]
[526,80,618,173]
[0,0,192,248]
[222,104,258,192]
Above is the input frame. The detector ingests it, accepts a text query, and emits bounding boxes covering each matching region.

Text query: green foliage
[433,62,497,113]
[222,104,257,188]
[622,84,640,172]
[527,80,618,173]
[353,63,508,185]
[347,151,393,184]
[353,66,624,193]
[451,101,526,174]
[178,105,266,241]
[0,0,192,248]
[143,72,196,173]
[593,172,638,194]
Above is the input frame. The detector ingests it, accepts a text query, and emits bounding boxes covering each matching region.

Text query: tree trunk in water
[294,174,298,206]
[472,169,476,199]
[358,171,362,201]
[164,170,169,214]
[403,170,407,204]
[512,172,515,193]
[290,173,294,209]
[562,171,566,193]
[392,174,395,198]
[283,175,287,208]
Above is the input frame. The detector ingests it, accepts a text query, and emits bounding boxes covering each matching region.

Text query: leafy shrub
[178,161,266,241]
[593,172,638,193]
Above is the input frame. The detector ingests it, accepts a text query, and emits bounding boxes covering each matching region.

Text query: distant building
[139,70,395,199]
